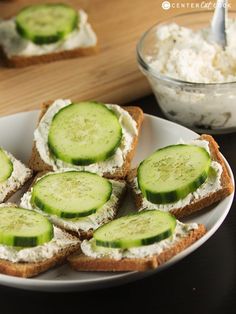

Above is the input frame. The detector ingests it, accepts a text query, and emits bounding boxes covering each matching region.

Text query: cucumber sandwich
[21,170,127,239]
[0,3,97,67]
[0,204,80,278]
[29,99,143,179]
[0,147,32,203]
[68,210,206,272]
[128,134,233,219]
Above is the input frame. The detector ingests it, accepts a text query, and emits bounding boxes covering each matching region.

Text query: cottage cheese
[21,177,126,232]
[148,21,236,83]
[81,221,199,260]
[34,99,138,174]
[131,139,223,212]
[145,20,236,131]
[0,10,97,57]
[0,226,79,263]
[0,149,32,202]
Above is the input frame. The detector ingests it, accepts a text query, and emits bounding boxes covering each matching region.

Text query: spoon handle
[211,0,227,48]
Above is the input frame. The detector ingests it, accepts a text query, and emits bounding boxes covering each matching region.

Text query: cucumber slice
[48,102,122,165]
[0,149,13,182]
[138,144,211,204]
[94,210,176,249]
[0,207,53,247]
[16,4,78,45]
[31,171,112,218]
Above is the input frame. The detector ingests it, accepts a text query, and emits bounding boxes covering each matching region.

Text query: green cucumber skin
[95,229,173,249]
[31,194,97,219]
[16,24,61,45]
[137,144,211,205]
[0,207,54,248]
[13,225,54,247]
[15,4,78,45]
[48,138,122,166]
[48,102,122,166]
[0,149,13,183]
[94,210,177,249]
[48,134,123,166]
[140,170,209,204]
[13,236,37,247]
[31,171,112,219]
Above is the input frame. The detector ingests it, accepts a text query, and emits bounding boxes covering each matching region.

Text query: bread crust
[1,171,32,203]
[68,224,206,272]
[127,134,234,219]
[0,158,33,204]
[28,101,144,179]
[1,45,98,68]
[0,241,81,278]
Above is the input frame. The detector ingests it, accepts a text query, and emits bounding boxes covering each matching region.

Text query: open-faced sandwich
[0,147,32,203]
[128,134,234,218]
[0,3,98,67]
[21,170,127,239]
[0,204,80,277]
[29,99,143,179]
[68,210,206,271]
[0,97,233,277]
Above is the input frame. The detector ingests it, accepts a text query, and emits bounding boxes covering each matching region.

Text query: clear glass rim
[137,10,236,89]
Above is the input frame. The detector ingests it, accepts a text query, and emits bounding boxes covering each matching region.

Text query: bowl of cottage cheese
[137,10,236,133]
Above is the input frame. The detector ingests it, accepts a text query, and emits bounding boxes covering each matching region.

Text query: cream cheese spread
[0,10,97,57]
[34,99,138,174]
[145,20,236,130]
[131,139,223,212]
[81,221,199,260]
[0,150,32,202]
[0,226,79,263]
[148,21,236,83]
[20,176,126,232]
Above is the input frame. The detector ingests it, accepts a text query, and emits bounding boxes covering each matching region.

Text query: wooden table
[1,0,235,116]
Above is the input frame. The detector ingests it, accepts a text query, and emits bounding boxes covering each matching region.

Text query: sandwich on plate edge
[128,134,234,219]
[0,204,80,278]
[0,147,32,203]
[68,210,206,272]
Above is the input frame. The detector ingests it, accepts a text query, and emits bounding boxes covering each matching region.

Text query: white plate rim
[0,111,234,291]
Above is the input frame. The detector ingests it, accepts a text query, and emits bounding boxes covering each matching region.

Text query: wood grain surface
[0,0,235,116]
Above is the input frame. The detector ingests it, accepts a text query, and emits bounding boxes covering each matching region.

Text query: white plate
[0,111,234,292]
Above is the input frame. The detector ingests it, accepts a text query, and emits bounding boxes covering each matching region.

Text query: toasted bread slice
[0,45,98,68]
[0,9,98,68]
[0,241,81,278]
[21,171,127,240]
[68,224,206,272]
[0,149,32,203]
[0,203,81,278]
[127,134,234,219]
[29,101,144,179]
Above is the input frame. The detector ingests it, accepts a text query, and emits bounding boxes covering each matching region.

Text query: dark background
[0,96,235,314]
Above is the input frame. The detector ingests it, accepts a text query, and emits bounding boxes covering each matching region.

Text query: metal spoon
[210,0,227,48]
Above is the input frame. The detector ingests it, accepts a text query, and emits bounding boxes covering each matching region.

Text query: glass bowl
[137,11,236,134]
